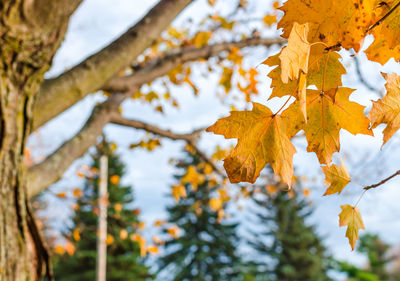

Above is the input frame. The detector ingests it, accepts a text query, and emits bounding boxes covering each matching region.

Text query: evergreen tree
[248,184,332,281]
[158,150,243,281]
[53,139,151,280]
[338,233,400,281]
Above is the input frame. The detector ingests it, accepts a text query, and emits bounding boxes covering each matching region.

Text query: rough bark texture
[0,0,80,279]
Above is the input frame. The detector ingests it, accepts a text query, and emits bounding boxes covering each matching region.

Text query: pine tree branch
[32,0,193,130]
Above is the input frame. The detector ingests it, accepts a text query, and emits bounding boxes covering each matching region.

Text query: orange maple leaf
[207,102,302,186]
[278,0,375,51]
[366,1,400,64]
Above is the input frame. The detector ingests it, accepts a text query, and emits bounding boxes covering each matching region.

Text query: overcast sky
[29,0,400,274]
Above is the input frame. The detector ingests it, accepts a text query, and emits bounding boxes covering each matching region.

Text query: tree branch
[102,37,287,93]
[353,56,380,93]
[110,115,204,142]
[32,36,285,131]
[364,170,400,190]
[27,91,132,197]
[110,115,226,178]
[32,0,193,130]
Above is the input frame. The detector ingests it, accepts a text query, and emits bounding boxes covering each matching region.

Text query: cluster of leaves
[207,0,400,249]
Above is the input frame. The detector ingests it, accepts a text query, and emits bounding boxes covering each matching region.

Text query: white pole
[96,155,108,281]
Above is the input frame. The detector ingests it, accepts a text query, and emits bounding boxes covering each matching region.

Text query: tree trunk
[0,1,79,279]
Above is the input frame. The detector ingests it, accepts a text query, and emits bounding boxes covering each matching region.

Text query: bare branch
[33,0,193,130]
[27,92,132,197]
[110,115,226,178]
[353,56,381,93]
[364,170,400,190]
[102,37,287,93]
[110,115,203,142]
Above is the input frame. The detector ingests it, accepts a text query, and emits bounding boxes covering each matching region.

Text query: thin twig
[353,56,380,93]
[324,1,400,51]
[364,170,400,190]
[367,0,400,33]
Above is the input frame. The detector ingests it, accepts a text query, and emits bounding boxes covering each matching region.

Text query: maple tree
[1,0,400,279]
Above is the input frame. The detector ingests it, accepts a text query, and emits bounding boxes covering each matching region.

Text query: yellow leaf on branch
[207,102,302,186]
[322,159,351,196]
[366,1,400,64]
[300,88,373,164]
[278,0,375,51]
[339,205,365,250]
[369,73,400,146]
[209,198,223,211]
[172,185,187,202]
[279,22,310,83]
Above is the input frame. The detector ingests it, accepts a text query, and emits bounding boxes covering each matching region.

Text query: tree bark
[0,1,80,279]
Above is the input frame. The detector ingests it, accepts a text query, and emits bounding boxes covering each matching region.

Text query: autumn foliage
[207,0,400,249]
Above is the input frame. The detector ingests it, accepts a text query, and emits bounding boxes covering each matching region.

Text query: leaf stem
[274,95,292,116]
[354,189,367,207]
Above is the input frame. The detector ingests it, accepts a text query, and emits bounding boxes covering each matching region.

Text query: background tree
[338,233,400,281]
[247,184,333,281]
[158,149,244,281]
[53,139,151,281]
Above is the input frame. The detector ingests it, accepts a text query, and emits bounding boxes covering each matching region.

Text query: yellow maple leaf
[301,88,373,164]
[154,220,166,227]
[147,245,159,254]
[265,45,346,100]
[114,203,122,212]
[120,229,128,239]
[72,188,83,198]
[106,234,114,246]
[172,185,187,202]
[167,226,180,239]
[322,160,351,196]
[366,1,400,64]
[56,192,67,198]
[339,205,365,250]
[209,198,223,211]
[207,102,302,186]
[263,14,277,26]
[54,245,65,255]
[279,22,310,83]
[278,0,375,51]
[181,166,205,190]
[369,73,400,146]
[110,175,120,185]
[192,31,212,48]
[73,228,80,241]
